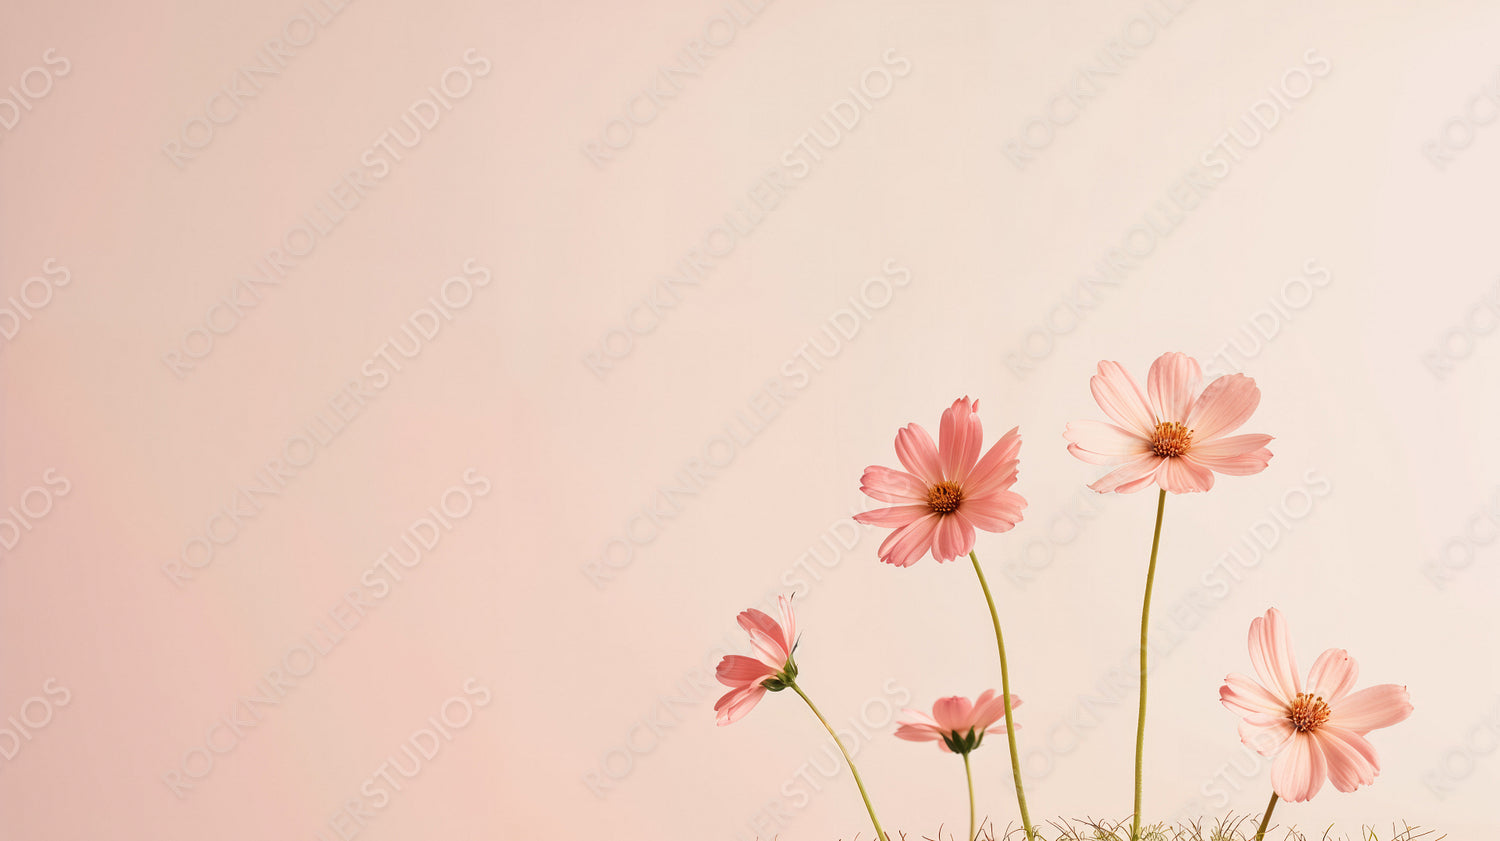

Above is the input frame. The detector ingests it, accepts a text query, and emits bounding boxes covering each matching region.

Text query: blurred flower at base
[895,690,1021,754]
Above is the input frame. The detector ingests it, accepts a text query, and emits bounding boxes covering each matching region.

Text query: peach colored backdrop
[1,0,1497,838]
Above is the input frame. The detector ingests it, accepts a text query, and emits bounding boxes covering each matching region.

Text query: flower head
[1064,352,1273,493]
[894,690,1021,754]
[853,397,1027,567]
[714,595,798,726]
[1219,608,1413,802]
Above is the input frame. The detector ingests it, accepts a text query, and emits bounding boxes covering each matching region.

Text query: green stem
[963,751,976,841]
[969,551,1035,841]
[1252,791,1279,841]
[788,680,887,841]
[1131,489,1168,841]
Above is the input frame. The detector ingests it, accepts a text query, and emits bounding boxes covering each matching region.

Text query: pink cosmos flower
[1064,352,1273,494]
[714,595,798,726]
[1219,608,1413,803]
[853,397,1027,567]
[894,690,1021,754]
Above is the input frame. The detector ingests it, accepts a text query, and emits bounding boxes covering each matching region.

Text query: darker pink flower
[1219,608,1413,803]
[714,596,798,726]
[895,690,1021,754]
[853,397,1027,567]
[1064,352,1273,493]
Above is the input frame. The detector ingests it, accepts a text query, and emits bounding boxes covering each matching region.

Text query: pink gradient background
[2,0,1497,837]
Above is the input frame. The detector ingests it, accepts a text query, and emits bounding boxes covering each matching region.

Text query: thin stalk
[969,550,1035,841]
[1131,489,1168,841]
[788,680,887,841]
[963,751,976,841]
[1253,791,1279,841]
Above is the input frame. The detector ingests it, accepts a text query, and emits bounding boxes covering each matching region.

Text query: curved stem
[969,551,1035,841]
[963,751,976,841]
[1252,791,1279,841]
[1131,489,1168,841]
[788,680,887,841]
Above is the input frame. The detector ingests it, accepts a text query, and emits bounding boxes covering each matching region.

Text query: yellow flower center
[1288,692,1331,733]
[926,481,964,515]
[1150,421,1193,458]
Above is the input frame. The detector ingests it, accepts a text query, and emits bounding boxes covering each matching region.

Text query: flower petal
[1087,452,1163,493]
[858,466,930,504]
[1186,374,1262,442]
[1186,434,1273,477]
[716,654,778,687]
[1090,361,1157,437]
[1192,447,1273,477]
[896,708,939,726]
[971,690,1020,730]
[1158,456,1215,493]
[969,689,1002,727]
[875,512,940,567]
[854,504,931,528]
[775,595,796,655]
[1305,649,1359,704]
[966,427,1021,496]
[1314,726,1379,793]
[737,614,791,669]
[737,607,788,648]
[986,424,1022,464]
[939,397,984,483]
[737,608,788,654]
[1115,471,1162,494]
[1239,715,1296,757]
[1248,608,1301,702]
[1271,733,1326,803]
[1064,420,1152,465]
[1147,351,1203,423]
[959,492,1026,533]
[1184,462,1272,488]
[1331,684,1413,734]
[932,696,975,732]
[895,423,943,485]
[1190,433,1274,459]
[894,708,944,742]
[1221,673,1289,718]
[714,684,767,725]
[894,720,943,742]
[932,514,976,562]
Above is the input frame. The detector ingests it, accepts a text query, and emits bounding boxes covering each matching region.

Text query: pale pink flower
[1064,352,1273,493]
[894,690,1021,754]
[1219,608,1413,803]
[853,397,1027,567]
[714,595,798,726]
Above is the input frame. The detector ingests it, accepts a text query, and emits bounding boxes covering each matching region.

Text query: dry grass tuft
[814,815,1444,841]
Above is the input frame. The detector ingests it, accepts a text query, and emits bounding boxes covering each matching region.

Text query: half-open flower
[714,595,799,726]
[1064,351,1273,493]
[1219,608,1413,802]
[854,397,1027,567]
[895,690,1021,754]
